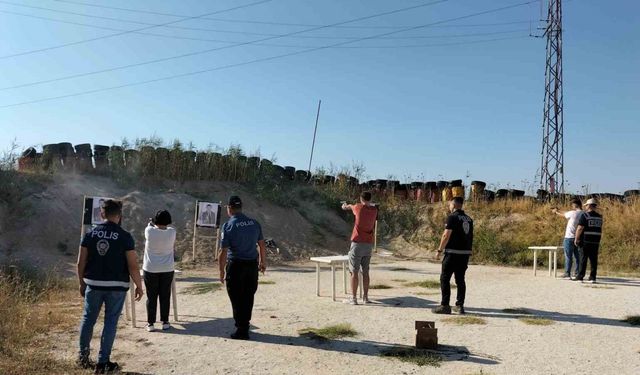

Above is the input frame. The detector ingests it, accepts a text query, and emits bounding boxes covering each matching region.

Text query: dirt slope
[0,173,351,272]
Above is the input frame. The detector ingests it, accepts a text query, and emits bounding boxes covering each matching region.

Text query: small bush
[518,317,554,326]
[298,323,358,340]
[369,284,392,289]
[380,347,442,367]
[405,280,454,289]
[442,316,487,325]
[181,283,221,295]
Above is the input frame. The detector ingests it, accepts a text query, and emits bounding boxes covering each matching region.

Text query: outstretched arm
[218,249,228,284]
[77,246,88,297]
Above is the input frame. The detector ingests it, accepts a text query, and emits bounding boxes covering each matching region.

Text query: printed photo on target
[196,202,220,228]
[91,197,112,225]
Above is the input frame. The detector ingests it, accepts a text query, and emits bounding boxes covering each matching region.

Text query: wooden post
[342,261,347,294]
[331,264,336,301]
[533,249,538,276]
[553,249,557,278]
[192,201,199,263]
[548,250,552,276]
[359,271,363,300]
[316,263,320,297]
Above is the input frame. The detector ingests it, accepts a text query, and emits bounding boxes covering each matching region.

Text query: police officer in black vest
[433,196,473,315]
[218,196,267,340]
[574,198,604,283]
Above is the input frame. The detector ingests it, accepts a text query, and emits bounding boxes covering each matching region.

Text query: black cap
[227,195,242,208]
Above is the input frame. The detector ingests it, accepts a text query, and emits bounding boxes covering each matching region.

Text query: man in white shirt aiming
[552,198,583,279]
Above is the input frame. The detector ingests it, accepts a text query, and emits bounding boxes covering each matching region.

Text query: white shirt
[143,224,176,273]
[563,210,582,239]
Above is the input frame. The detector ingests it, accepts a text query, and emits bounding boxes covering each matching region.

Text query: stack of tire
[508,189,525,199]
[624,190,640,203]
[411,182,425,201]
[74,144,93,172]
[108,146,125,173]
[295,170,310,182]
[18,147,37,171]
[471,181,486,202]
[153,147,169,178]
[434,181,447,203]
[124,149,140,174]
[58,142,75,171]
[181,151,196,181]
[284,166,296,181]
[93,145,110,171]
[496,189,509,199]
[450,179,464,199]
[394,184,408,200]
[246,157,260,181]
[41,144,61,171]
[139,146,156,178]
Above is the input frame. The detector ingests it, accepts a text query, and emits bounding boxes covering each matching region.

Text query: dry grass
[389,267,411,271]
[378,198,640,275]
[442,316,487,325]
[380,347,443,367]
[405,279,455,289]
[298,323,358,341]
[391,278,407,282]
[181,282,221,294]
[0,264,84,375]
[258,280,276,285]
[622,316,640,326]
[518,317,554,326]
[369,284,393,289]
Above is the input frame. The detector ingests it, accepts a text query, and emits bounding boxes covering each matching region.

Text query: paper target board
[196,201,221,228]
[83,196,115,225]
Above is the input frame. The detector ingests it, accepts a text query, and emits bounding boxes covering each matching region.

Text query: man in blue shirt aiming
[218,195,267,340]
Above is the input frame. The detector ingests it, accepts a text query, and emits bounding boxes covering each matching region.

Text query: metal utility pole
[539,0,564,193]
[307,100,322,177]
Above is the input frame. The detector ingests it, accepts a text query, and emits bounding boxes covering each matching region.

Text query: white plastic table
[310,256,363,301]
[125,269,181,328]
[528,246,562,277]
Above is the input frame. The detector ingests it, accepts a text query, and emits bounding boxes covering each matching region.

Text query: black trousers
[577,244,599,281]
[143,271,174,324]
[225,259,259,331]
[440,253,469,306]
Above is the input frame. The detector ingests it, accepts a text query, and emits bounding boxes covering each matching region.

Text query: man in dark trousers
[574,198,604,283]
[77,199,143,373]
[433,196,473,315]
[218,195,267,340]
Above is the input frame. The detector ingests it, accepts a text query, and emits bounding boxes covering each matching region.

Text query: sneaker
[162,322,171,330]
[573,278,583,282]
[453,305,465,314]
[343,297,358,305]
[146,324,155,332]
[362,296,371,305]
[94,361,120,374]
[588,279,596,284]
[560,274,570,279]
[432,305,452,315]
[230,329,250,340]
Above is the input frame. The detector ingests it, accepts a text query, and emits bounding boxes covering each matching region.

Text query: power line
[0,0,272,59]
[0,8,529,43]
[0,33,529,92]
[0,0,449,89]
[0,0,530,40]
[0,0,538,109]
[49,0,531,30]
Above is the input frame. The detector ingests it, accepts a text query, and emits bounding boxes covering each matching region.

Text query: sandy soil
[54,256,640,375]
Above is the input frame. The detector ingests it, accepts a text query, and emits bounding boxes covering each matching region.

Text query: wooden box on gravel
[415,321,438,349]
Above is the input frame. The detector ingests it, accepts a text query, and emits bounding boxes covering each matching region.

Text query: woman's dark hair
[570,198,582,208]
[153,210,172,226]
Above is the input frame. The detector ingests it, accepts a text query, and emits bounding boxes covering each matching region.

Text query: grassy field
[0,264,83,375]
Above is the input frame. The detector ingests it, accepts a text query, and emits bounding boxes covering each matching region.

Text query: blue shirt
[220,213,263,261]
[80,221,135,291]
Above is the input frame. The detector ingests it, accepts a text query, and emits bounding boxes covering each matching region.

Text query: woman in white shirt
[143,210,176,332]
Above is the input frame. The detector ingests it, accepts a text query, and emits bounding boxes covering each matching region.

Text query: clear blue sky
[0,0,638,193]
